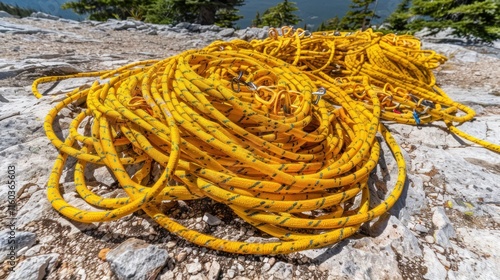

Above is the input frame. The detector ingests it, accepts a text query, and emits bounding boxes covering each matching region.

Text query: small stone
[425,235,435,244]
[218,28,235,37]
[166,241,177,249]
[414,224,429,233]
[261,263,271,272]
[160,270,175,280]
[433,244,445,254]
[187,262,203,274]
[106,238,168,280]
[227,269,236,279]
[207,261,221,280]
[237,256,245,262]
[203,213,222,226]
[176,251,187,262]
[268,257,276,266]
[236,263,244,272]
[98,248,111,261]
[267,261,293,279]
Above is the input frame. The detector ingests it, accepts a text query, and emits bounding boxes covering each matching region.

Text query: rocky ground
[0,12,499,280]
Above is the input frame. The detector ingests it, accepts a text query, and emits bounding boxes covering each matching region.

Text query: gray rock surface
[422,245,447,280]
[6,253,59,280]
[0,230,36,262]
[106,238,168,280]
[30,12,60,21]
[0,11,13,18]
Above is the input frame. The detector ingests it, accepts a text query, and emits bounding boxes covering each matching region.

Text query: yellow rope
[31,28,499,255]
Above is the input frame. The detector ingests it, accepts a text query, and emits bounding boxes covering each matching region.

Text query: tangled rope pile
[32,28,499,255]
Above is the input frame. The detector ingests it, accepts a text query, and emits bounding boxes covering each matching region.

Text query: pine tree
[62,0,154,21]
[384,0,412,31]
[338,0,379,30]
[408,0,500,42]
[145,0,243,27]
[317,16,341,31]
[252,12,263,27]
[259,0,301,27]
[145,0,196,24]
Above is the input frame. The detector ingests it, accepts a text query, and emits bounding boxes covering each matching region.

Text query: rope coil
[31,28,499,255]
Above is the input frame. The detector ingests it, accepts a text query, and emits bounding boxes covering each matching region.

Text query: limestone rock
[266,261,294,280]
[0,11,13,18]
[106,238,168,280]
[432,207,456,248]
[422,246,447,280]
[30,12,59,21]
[6,253,59,280]
[218,28,235,37]
[301,239,403,279]
[0,230,36,262]
[370,214,422,258]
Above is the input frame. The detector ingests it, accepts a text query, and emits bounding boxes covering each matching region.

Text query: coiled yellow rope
[31,28,499,255]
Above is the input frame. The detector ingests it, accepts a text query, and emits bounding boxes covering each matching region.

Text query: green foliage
[145,0,243,27]
[384,0,500,42]
[256,0,301,27]
[252,11,262,27]
[318,0,378,31]
[0,2,35,17]
[317,16,340,31]
[62,0,154,21]
[145,0,196,25]
[384,0,412,31]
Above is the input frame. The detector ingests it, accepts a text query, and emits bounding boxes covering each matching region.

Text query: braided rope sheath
[31,28,499,255]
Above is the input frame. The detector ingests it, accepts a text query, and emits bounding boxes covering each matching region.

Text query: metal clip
[231,71,257,92]
[312,87,326,105]
[420,100,435,109]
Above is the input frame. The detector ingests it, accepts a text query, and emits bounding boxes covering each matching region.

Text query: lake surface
[4,0,402,29]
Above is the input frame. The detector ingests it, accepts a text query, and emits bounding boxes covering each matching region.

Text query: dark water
[3,0,402,29]
[236,0,403,29]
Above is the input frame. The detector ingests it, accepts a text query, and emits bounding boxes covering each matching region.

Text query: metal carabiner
[312,87,327,105]
[231,71,244,92]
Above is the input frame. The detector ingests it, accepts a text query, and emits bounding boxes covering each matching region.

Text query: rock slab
[106,238,168,280]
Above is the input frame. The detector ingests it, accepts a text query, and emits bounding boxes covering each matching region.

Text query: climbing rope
[32,27,499,255]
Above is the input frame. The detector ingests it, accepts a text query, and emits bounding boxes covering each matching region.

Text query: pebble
[236,263,244,272]
[414,223,429,233]
[268,257,276,266]
[433,244,446,254]
[261,263,271,272]
[227,269,236,279]
[207,261,221,280]
[425,235,435,244]
[203,212,222,226]
[106,238,168,280]
[176,251,187,262]
[166,241,177,249]
[186,262,203,274]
